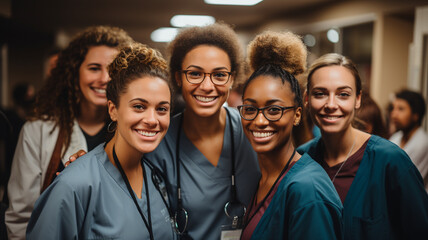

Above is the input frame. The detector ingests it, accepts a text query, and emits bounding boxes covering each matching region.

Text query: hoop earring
[107,121,117,133]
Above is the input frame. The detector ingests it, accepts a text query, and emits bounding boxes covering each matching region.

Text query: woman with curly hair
[26,43,175,240]
[6,26,133,239]
[238,31,342,240]
[298,53,428,239]
[146,22,260,239]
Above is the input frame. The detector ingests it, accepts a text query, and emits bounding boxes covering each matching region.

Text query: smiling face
[241,75,301,154]
[307,65,361,135]
[108,76,171,155]
[79,45,118,110]
[179,45,233,118]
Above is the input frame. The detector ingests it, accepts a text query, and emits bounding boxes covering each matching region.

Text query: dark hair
[107,42,170,107]
[167,22,243,92]
[243,31,307,108]
[354,92,388,138]
[395,89,426,126]
[33,26,133,152]
[307,53,362,96]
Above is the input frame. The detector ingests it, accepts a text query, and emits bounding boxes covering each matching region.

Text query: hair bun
[247,31,307,75]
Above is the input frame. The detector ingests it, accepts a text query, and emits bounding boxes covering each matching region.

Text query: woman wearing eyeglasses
[297,53,428,239]
[67,23,260,239]
[144,23,260,239]
[238,32,343,240]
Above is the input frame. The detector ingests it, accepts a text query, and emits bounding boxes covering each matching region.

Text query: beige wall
[372,15,414,110]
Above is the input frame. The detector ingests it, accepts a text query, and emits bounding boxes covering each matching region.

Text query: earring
[107,121,117,133]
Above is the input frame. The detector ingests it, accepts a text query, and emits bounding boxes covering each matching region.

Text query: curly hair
[307,53,362,96]
[167,22,243,92]
[243,31,307,108]
[107,42,170,107]
[33,25,133,152]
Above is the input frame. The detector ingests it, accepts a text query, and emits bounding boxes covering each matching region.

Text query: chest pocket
[352,214,390,240]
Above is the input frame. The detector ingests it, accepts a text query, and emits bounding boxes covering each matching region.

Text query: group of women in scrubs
[21,21,428,240]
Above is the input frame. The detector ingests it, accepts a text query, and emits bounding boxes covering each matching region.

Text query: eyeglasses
[181,70,232,85]
[237,104,295,121]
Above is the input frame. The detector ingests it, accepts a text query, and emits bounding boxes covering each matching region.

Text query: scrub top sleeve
[388,159,428,238]
[26,180,85,240]
[289,201,343,240]
[6,122,44,239]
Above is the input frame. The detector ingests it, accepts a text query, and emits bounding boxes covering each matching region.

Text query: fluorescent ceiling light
[171,15,215,27]
[204,0,263,6]
[151,27,179,42]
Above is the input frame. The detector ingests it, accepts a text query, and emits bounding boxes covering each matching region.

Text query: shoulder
[366,135,410,163]
[21,119,56,133]
[296,137,321,155]
[281,154,341,207]
[56,145,106,189]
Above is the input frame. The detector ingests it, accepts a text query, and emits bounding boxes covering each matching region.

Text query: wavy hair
[32,26,133,152]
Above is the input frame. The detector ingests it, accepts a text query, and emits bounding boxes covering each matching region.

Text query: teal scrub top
[146,107,260,240]
[250,154,343,240]
[27,144,176,240]
[298,135,428,240]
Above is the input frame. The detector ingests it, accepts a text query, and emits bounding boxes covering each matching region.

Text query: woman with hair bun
[26,43,176,240]
[238,32,343,240]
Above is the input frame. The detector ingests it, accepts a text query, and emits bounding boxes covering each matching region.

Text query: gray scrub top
[27,144,176,240]
[146,107,260,240]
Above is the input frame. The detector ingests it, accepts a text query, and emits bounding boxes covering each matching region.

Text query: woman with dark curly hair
[145,22,260,239]
[26,43,175,240]
[238,31,342,240]
[6,26,133,239]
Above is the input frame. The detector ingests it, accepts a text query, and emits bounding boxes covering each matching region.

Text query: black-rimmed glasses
[181,70,232,85]
[237,105,295,121]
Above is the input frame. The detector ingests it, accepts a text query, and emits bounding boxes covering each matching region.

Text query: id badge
[220,216,243,240]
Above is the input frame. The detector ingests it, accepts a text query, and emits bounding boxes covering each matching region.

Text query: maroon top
[241,161,297,240]
[319,139,369,203]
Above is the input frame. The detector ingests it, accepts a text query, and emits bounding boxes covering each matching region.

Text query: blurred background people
[389,89,428,191]
[353,91,389,139]
[6,26,132,240]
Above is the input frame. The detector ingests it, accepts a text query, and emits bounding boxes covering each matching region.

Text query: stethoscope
[173,107,247,238]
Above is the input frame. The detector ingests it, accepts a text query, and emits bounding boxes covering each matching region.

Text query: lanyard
[175,108,243,233]
[112,146,154,240]
[243,149,296,229]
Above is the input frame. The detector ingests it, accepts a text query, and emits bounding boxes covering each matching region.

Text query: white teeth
[137,130,156,137]
[195,96,215,102]
[252,131,274,138]
[325,116,339,120]
[93,88,106,94]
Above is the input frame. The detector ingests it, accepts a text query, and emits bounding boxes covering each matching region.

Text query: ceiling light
[171,15,215,27]
[304,34,316,47]
[204,0,263,6]
[327,29,340,43]
[151,27,179,42]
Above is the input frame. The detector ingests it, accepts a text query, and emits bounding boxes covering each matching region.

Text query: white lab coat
[5,119,87,240]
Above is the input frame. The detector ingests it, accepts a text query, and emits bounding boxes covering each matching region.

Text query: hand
[56,149,87,175]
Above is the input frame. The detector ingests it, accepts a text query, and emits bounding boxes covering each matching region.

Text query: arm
[5,122,46,240]
[26,179,84,240]
[387,155,428,238]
